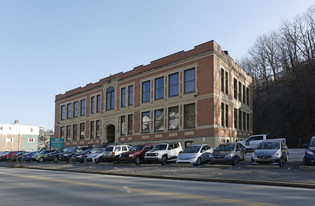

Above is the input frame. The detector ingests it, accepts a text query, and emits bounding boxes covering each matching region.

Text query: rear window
[105,147,114,151]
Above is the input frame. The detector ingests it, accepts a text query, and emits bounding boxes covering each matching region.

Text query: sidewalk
[2,160,315,189]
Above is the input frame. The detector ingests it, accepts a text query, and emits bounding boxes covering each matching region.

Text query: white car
[145,142,183,165]
[176,144,213,166]
[102,144,131,162]
[85,148,106,163]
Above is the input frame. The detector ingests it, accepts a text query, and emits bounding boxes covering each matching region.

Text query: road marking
[0,172,281,206]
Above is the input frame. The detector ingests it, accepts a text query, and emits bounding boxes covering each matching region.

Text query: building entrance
[106,125,115,143]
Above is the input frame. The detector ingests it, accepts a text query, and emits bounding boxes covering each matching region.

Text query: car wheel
[195,157,201,166]
[39,157,44,163]
[231,157,237,166]
[279,157,283,168]
[161,156,168,165]
[135,156,141,166]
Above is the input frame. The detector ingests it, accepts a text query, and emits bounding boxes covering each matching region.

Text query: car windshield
[130,145,144,151]
[183,146,201,153]
[152,144,167,151]
[215,144,235,151]
[256,142,280,149]
[310,138,315,147]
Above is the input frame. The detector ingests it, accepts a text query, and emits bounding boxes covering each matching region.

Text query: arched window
[106,86,115,110]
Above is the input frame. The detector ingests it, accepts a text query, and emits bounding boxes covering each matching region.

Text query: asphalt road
[0,167,314,206]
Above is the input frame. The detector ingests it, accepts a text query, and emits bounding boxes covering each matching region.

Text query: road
[0,167,314,206]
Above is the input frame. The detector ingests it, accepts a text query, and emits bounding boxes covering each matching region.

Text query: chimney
[14,120,19,124]
[223,50,229,55]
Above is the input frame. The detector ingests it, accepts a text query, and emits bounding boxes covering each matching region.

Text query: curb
[6,164,315,190]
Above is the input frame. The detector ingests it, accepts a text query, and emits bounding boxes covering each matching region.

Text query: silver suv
[144,142,183,165]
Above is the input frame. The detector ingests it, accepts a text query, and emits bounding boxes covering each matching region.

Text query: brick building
[54,40,253,148]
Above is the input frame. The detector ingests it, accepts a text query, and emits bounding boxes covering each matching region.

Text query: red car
[6,151,18,160]
[119,143,156,165]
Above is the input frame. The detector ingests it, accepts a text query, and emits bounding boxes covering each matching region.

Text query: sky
[0,0,314,131]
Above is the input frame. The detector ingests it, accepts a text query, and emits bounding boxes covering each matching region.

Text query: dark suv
[119,143,156,165]
[303,136,315,165]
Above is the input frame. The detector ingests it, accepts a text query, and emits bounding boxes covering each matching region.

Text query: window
[225,71,228,94]
[28,138,34,143]
[96,95,101,113]
[238,82,242,102]
[141,111,150,133]
[96,120,100,138]
[234,108,238,129]
[169,73,179,97]
[80,99,86,116]
[73,124,78,140]
[221,69,224,93]
[243,85,246,103]
[90,121,95,139]
[121,87,126,107]
[168,106,179,130]
[61,105,65,120]
[73,101,79,118]
[234,78,237,99]
[91,96,95,114]
[155,77,164,100]
[60,126,65,139]
[128,114,133,135]
[247,113,250,131]
[67,103,72,119]
[239,110,242,130]
[80,123,85,139]
[66,125,71,141]
[225,104,229,127]
[154,109,164,131]
[106,86,115,110]
[121,116,126,136]
[128,85,133,106]
[184,103,195,129]
[142,81,150,102]
[221,103,225,127]
[184,68,195,93]
[246,87,249,106]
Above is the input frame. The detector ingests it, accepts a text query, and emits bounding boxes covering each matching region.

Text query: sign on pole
[50,138,64,149]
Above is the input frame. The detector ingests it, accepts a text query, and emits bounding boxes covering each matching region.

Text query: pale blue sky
[0,0,314,130]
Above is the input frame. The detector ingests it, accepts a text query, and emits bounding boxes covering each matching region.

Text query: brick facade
[55,40,253,148]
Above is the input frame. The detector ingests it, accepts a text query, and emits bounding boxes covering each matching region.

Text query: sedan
[176,144,213,166]
[304,136,315,165]
[209,142,246,165]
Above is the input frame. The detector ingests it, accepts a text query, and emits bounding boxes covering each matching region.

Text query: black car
[69,148,94,163]
[44,148,64,162]
[59,147,90,162]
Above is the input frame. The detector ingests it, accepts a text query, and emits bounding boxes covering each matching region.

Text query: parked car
[85,147,107,163]
[32,150,52,162]
[58,147,84,162]
[251,139,288,167]
[102,144,131,162]
[69,148,93,163]
[176,144,213,166]
[119,143,156,165]
[0,151,10,161]
[20,151,37,162]
[303,136,315,165]
[44,148,64,162]
[209,142,246,165]
[144,142,183,165]
[11,151,25,161]
[239,134,286,151]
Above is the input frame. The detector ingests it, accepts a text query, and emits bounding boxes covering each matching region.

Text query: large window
[106,86,115,110]
[96,120,100,138]
[234,108,238,129]
[221,103,225,127]
[246,87,249,106]
[247,113,250,131]
[80,123,85,139]
[60,126,65,138]
[66,125,71,141]
[168,106,179,130]
[239,110,242,130]
[61,105,65,120]
[184,104,195,129]
[80,99,86,116]
[225,104,229,127]
[73,101,79,118]
[169,73,179,97]
[120,116,126,136]
[154,109,164,131]
[96,95,101,113]
[67,103,72,119]
[221,69,225,93]
[243,85,246,104]
[142,81,150,102]
[90,121,95,139]
[91,96,95,114]
[238,82,242,102]
[141,111,151,133]
[121,87,126,107]
[73,124,78,140]
[234,78,237,99]
[128,85,133,106]
[155,77,164,100]
[128,114,133,135]
[184,68,195,93]
[225,71,229,94]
